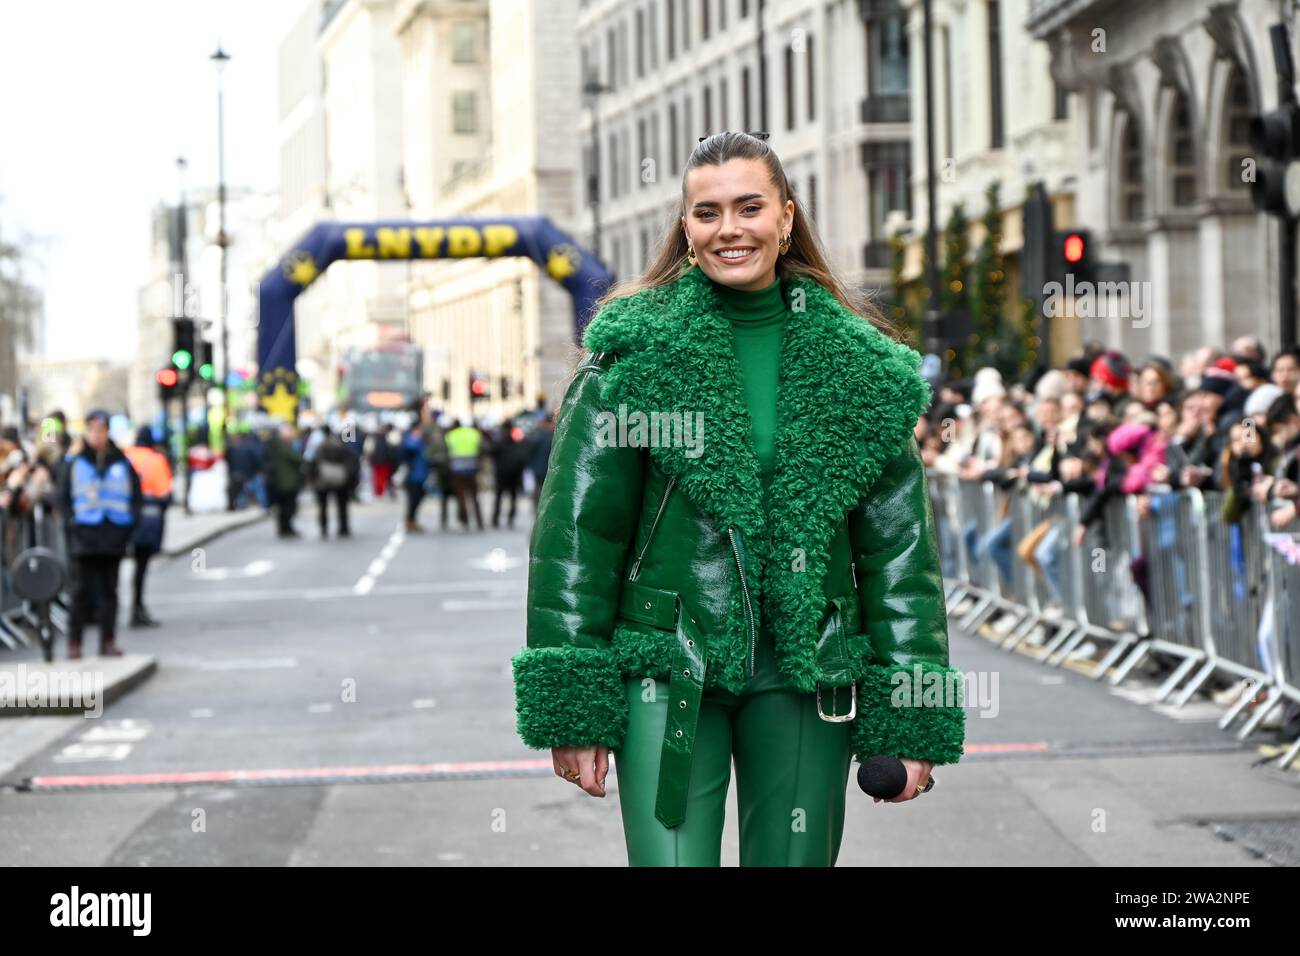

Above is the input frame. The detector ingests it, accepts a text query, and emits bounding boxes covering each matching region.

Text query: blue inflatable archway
[256,216,614,421]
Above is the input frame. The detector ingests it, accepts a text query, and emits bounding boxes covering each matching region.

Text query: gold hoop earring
[778,234,791,255]
[686,244,697,267]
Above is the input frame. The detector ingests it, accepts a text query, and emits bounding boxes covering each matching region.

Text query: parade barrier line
[932,474,1300,771]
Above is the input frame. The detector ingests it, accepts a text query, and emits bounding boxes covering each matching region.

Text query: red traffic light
[470,378,487,396]
[156,368,179,388]
[1063,233,1086,265]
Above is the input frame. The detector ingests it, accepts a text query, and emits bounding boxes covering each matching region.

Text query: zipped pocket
[628,475,677,581]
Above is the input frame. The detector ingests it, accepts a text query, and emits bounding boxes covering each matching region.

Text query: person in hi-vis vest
[57,409,143,659]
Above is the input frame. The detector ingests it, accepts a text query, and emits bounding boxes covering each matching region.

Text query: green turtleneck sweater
[711,274,788,506]
[709,272,791,692]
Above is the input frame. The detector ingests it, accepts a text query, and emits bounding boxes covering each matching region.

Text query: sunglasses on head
[698,131,770,142]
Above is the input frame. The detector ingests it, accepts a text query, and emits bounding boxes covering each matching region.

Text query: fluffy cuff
[849,660,966,765]
[511,644,629,750]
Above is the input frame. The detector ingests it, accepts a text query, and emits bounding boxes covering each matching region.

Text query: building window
[1118,111,1144,223]
[806,33,815,123]
[670,102,680,175]
[702,0,710,39]
[667,0,676,59]
[619,19,630,87]
[649,1,659,68]
[869,9,909,96]
[452,91,477,133]
[1169,90,1197,207]
[641,228,650,268]
[607,27,617,88]
[741,0,748,17]
[650,110,660,174]
[685,93,693,148]
[704,85,713,136]
[719,0,726,31]
[682,0,691,51]
[636,9,646,77]
[742,65,752,129]
[1224,65,1254,193]
[584,144,596,204]
[808,172,817,223]
[638,118,648,187]
[1053,78,1068,121]
[720,76,728,129]
[988,0,1004,149]
[866,143,912,240]
[610,132,619,198]
[785,44,795,130]
[452,22,476,63]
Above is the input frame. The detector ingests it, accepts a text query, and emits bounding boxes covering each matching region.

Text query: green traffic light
[172,349,193,370]
[199,363,214,380]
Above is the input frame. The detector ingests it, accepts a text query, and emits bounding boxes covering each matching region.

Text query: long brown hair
[593,131,897,339]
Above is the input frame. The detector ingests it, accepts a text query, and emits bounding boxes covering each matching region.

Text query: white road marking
[308,703,334,714]
[411,699,437,709]
[355,528,405,595]
[468,547,522,572]
[440,598,525,612]
[191,708,216,718]
[191,559,275,581]
[191,657,299,671]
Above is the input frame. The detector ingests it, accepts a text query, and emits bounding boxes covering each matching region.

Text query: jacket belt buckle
[815,681,857,722]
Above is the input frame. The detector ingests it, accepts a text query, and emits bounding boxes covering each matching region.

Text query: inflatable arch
[255,216,614,421]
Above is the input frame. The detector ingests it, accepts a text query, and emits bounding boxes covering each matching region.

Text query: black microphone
[857,755,934,799]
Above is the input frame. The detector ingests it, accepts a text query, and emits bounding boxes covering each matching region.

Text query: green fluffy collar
[580,262,931,683]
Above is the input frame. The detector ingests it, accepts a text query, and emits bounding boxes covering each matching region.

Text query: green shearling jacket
[512,262,965,771]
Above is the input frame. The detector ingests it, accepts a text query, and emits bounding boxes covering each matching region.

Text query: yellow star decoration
[545,245,581,281]
[260,382,298,422]
[283,251,319,286]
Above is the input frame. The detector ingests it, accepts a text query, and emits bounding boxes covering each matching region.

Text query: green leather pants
[611,621,854,866]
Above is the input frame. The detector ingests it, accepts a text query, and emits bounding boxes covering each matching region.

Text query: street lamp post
[211,43,231,508]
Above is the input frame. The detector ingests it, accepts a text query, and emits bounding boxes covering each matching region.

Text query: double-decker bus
[338,341,424,415]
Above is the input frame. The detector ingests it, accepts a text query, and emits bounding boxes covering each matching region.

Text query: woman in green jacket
[512,132,965,866]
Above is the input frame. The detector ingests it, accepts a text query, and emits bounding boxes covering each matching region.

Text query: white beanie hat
[972,367,1007,406]
[1244,383,1283,420]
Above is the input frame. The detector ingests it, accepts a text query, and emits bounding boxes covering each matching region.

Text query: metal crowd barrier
[0,503,71,652]
[935,474,1300,770]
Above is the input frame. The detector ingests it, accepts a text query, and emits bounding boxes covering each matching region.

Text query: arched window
[1118,111,1144,223]
[1223,65,1254,193]
[1169,90,1197,206]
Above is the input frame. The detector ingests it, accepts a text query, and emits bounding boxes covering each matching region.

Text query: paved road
[0,491,1296,865]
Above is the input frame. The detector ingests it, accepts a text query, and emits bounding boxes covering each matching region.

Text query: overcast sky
[0,0,301,363]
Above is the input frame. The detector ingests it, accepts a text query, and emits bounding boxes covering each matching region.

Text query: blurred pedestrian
[525,412,554,514]
[446,418,485,531]
[265,423,304,538]
[123,426,174,627]
[491,419,528,529]
[57,410,142,659]
[308,426,357,538]
[400,421,430,532]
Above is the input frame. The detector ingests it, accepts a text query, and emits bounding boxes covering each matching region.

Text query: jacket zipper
[728,526,758,677]
[628,476,676,581]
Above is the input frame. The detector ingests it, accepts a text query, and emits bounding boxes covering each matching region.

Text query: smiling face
[681,158,794,292]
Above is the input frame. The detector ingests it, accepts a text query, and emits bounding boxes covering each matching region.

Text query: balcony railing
[860,94,910,125]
